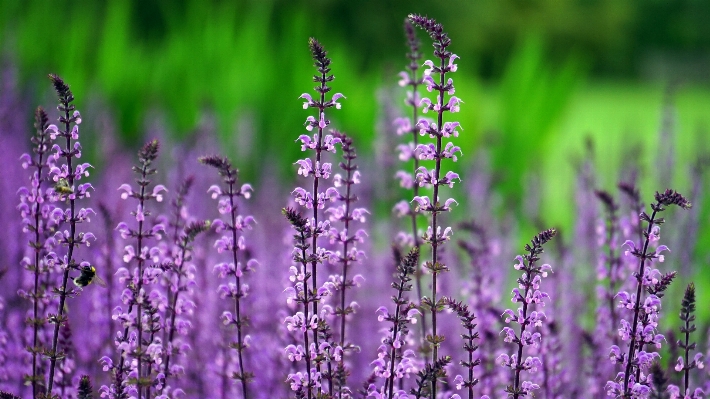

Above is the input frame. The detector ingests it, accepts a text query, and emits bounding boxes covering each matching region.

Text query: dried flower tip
[308,37,329,65]
[0,392,23,399]
[139,139,160,163]
[403,247,420,269]
[77,374,93,399]
[404,18,419,53]
[655,189,691,209]
[48,73,74,103]
[530,228,557,248]
[647,271,677,297]
[282,207,308,229]
[35,106,49,131]
[184,220,211,241]
[594,190,618,211]
[408,14,444,39]
[681,282,696,315]
[199,155,234,175]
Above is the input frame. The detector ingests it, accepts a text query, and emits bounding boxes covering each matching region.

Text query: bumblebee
[54,178,74,195]
[72,265,106,288]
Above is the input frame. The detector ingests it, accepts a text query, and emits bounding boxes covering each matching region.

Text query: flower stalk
[408,14,463,399]
[499,228,556,399]
[45,74,94,397]
[201,155,256,399]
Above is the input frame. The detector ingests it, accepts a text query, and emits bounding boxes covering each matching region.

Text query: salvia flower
[408,13,461,398]
[44,74,95,396]
[499,228,556,398]
[200,155,257,398]
[325,131,367,397]
[444,297,480,399]
[607,189,690,398]
[667,283,705,399]
[290,37,345,399]
[103,140,166,399]
[392,19,428,341]
[370,247,421,399]
[18,106,57,396]
[160,215,210,396]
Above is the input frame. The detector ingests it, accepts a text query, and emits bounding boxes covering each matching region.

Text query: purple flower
[500,229,556,399]
[102,140,165,398]
[407,16,463,398]
[607,189,690,398]
[43,74,95,395]
[200,155,257,398]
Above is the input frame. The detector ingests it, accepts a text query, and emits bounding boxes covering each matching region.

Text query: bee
[72,265,107,288]
[54,178,74,195]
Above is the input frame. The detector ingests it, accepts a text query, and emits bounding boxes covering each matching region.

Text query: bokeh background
[2,0,709,314]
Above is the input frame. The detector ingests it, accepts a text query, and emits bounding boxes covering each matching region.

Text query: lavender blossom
[160,220,210,397]
[368,247,420,399]
[667,283,705,399]
[392,18,426,340]
[200,155,256,399]
[282,207,318,398]
[591,190,623,389]
[498,228,557,398]
[103,140,166,399]
[327,131,367,398]
[18,106,53,396]
[444,297,480,399]
[44,74,95,397]
[595,190,622,345]
[607,189,691,398]
[407,14,462,398]
[55,322,76,398]
[457,221,506,396]
[292,37,345,398]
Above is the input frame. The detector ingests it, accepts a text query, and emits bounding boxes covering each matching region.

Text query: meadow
[0,2,709,398]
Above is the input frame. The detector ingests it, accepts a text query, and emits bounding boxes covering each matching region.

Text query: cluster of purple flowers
[2,13,709,399]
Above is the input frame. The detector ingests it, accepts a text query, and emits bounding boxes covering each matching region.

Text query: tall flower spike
[44,74,95,396]
[200,155,256,399]
[369,247,420,399]
[282,207,317,398]
[327,131,366,398]
[606,189,690,398]
[292,37,343,399]
[160,219,210,396]
[444,297,480,399]
[667,283,705,399]
[18,106,54,397]
[592,189,624,391]
[499,228,556,399]
[393,17,428,344]
[408,14,461,399]
[103,139,166,399]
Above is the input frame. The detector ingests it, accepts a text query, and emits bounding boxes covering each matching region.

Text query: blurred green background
[2,0,709,301]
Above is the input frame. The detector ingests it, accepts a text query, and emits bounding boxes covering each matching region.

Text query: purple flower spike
[500,229,556,399]
[18,106,54,397]
[667,283,705,398]
[200,155,257,398]
[102,140,164,399]
[43,75,96,396]
[407,16,463,397]
[607,189,690,398]
[285,37,349,399]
